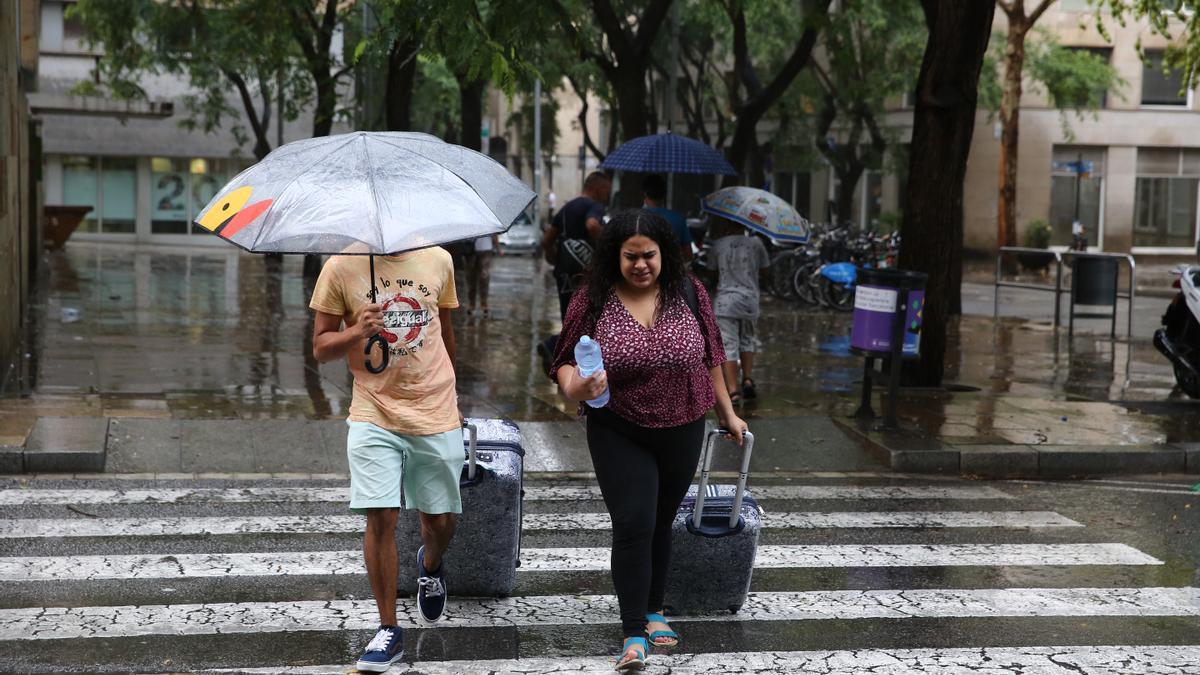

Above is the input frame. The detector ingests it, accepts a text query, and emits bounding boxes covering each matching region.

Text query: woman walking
[550,210,747,670]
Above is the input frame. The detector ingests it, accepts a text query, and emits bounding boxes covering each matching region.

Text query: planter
[43,205,94,250]
[1017,250,1055,272]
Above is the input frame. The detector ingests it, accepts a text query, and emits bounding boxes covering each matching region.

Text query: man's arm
[585,216,604,241]
[313,305,381,363]
[440,307,456,365]
[540,224,558,260]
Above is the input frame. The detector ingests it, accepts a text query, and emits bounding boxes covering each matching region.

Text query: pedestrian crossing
[0,476,1196,674]
[0,509,1080,537]
[0,543,1160,581]
[204,646,1200,674]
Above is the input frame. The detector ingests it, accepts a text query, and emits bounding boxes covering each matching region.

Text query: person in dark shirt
[640,174,693,262]
[541,171,611,318]
[537,172,611,371]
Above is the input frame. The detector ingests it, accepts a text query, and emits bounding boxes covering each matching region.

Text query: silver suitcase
[396,419,524,597]
[664,429,760,614]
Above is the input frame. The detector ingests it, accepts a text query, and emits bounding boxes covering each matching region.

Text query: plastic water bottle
[574,335,610,408]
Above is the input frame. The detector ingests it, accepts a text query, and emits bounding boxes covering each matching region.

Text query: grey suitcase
[663,429,760,615]
[396,418,524,597]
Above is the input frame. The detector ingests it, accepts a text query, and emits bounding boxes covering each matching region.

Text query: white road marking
[1009,480,1198,497]
[0,510,1079,538]
[207,645,1200,675]
[0,544,1159,581]
[0,484,1014,506]
[1,587,1195,640]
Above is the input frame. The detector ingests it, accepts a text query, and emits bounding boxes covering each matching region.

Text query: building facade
[780,3,1200,256]
[0,0,41,389]
[35,0,350,249]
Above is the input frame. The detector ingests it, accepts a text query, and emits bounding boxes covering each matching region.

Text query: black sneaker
[416,545,447,624]
[355,625,404,672]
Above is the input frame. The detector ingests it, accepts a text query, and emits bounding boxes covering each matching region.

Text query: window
[151,158,189,234]
[1134,148,1200,248]
[772,171,811,219]
[62,156,98,233]
[1067,47,1112,108]
[1050,147,1105,247]
[1058,0,1091,11]
[101,158,136,233]
[151,157,239,235]
[61,156,137,234]
[1142,50,1189,106]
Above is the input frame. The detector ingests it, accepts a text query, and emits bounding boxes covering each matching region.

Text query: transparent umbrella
[193,131,535,371]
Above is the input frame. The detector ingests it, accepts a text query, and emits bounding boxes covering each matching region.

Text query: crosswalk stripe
[0,510,1079,538]
[206,645,1200,674]
[0,544,1159,581]
[1,588,1195,641]
[0,484,1013,506]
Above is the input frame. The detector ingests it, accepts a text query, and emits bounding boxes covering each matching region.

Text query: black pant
[586,407,705,638]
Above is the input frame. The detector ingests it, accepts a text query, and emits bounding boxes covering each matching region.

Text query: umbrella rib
[360,137,386,254]
[371,136,499,223]
[247,134,360,253]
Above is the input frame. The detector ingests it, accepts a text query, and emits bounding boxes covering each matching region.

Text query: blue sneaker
[355,625,404,673]
[416,545,447,624]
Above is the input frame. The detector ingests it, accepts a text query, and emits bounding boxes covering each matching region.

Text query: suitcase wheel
[729,605,741,614]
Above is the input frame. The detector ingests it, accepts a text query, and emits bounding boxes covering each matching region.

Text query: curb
[8,417,108,473]
[836,418,1198,478]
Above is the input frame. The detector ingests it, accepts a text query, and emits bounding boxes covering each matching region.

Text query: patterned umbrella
[702,186,811,243]
[599,132,736,175]
[193,131,535,372]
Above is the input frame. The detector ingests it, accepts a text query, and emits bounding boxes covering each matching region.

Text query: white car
[499,212,539,254]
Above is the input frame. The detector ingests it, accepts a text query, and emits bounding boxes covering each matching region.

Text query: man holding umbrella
[310,247,462,671]
[189,131,535,672]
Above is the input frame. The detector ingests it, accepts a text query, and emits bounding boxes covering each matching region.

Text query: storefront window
[62,156,98,233]
[101,158,137,233]
[151,157,189,234]
[1134,148,1200,248]
[190,158,228,234]
[1049,146,1105,247]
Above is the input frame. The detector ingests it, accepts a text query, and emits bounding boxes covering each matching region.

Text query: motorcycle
[1153,265,1200,398]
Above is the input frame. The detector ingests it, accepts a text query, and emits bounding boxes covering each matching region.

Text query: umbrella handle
[365,334,389,374]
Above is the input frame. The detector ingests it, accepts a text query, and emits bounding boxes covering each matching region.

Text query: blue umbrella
[600,132,737,175]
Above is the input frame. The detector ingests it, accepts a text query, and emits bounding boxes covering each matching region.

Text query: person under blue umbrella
[640,174,693,263]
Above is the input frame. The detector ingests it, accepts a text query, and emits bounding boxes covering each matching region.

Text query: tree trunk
[458,75,486,152]
[385,36,419,132]
[836,161,864,226]
[613,69,651,142]
[724,0,830,185]
[899,0,996,387]
[997,23,1026,251]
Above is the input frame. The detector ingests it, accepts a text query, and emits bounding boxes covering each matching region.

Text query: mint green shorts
[346,421,464,515]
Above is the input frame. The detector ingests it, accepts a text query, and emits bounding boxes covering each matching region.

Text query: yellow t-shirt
[308,248,460,436]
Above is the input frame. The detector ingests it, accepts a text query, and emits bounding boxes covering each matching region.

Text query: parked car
[499,211,539,254]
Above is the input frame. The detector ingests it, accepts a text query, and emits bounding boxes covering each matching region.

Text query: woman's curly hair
[584,208,687,328]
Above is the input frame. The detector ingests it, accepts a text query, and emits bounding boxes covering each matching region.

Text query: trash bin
[850,268,928,358]
[1071,256,1118,306]
[1069,254,1120,337]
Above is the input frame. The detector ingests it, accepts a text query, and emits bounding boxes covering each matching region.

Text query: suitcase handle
[463,422,479,480]
[693,429,755,530]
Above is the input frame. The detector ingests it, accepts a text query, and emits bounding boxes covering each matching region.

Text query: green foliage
[411,56,461,138]
[1087,0,1200,96]
[978,30,1124,116]
[1023,218,1053,249]
[775,0,924,188]
[70,0,314,153]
